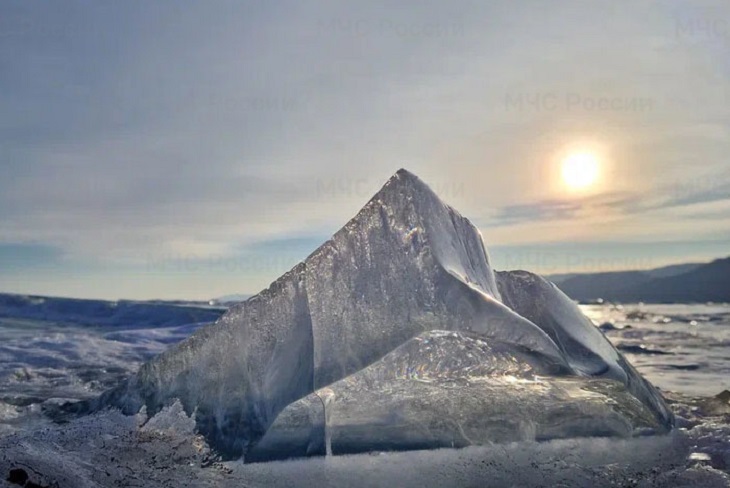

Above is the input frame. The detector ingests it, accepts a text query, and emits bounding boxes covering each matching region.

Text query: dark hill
[551,258,729,303]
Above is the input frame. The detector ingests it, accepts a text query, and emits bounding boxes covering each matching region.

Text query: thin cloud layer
[1,1,729,299]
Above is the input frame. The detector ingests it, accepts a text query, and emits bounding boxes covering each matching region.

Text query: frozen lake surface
[0,299,729,486]
[582,303,730,397]
[2,301,727,414]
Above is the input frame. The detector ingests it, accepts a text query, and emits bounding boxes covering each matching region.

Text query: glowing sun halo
[561,152,600,190]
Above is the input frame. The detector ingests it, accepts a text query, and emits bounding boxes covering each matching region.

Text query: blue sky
[1,1,729,300]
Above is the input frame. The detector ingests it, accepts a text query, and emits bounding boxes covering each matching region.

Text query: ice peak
[391,167,419,181]
[376,168,440,203]
[392,167,420,182]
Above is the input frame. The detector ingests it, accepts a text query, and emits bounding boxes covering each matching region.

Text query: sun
[561,152,600,190]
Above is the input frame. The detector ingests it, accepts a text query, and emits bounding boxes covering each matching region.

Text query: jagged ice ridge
[74,169,673,461]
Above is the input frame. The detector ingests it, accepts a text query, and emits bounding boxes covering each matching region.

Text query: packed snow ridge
[65,169,673,461]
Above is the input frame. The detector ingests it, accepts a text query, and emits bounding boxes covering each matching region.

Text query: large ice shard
[248,330,668,461]
[79,169,673,460]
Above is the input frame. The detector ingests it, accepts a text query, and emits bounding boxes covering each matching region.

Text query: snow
[1,401,729,487]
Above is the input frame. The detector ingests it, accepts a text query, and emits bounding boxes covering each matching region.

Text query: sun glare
[561,152,600,190]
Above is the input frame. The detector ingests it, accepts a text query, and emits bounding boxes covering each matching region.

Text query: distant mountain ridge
[210,294,251,304]
[0,293,226,328]
[548,258,730,303]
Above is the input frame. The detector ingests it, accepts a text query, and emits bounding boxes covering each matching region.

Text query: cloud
[1,1,729,297]
[488,201,581,226]
[0,243,63,272]
[485,192,641,227]
[660,178,730,209]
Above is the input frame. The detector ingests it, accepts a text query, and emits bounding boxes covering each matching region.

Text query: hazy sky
[2,1,729,300]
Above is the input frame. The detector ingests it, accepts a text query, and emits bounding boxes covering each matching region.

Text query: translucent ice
[76,169,673,460]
